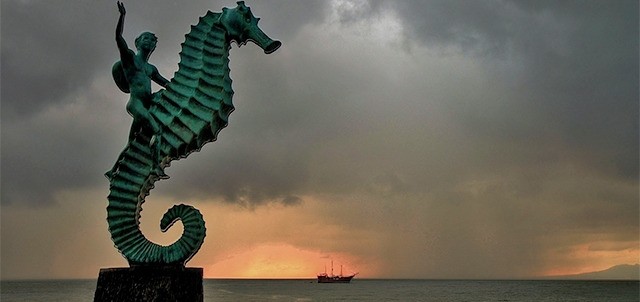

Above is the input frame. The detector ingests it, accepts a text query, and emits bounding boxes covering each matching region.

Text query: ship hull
[317,275,355,283]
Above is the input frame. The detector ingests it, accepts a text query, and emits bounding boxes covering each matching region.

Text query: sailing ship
[317,261,358,283]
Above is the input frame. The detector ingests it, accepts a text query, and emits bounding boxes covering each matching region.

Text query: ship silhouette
[317,261,358,283]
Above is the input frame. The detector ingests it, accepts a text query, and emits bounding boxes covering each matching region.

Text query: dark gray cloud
[1,0,124,204]
[247,1,329,40]
[333,0,638,183]
[380,0,639,181]
[1,1,113,118]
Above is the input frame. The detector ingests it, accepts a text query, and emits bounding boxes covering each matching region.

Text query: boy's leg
[144,111,167,178]
[128,99,166,177]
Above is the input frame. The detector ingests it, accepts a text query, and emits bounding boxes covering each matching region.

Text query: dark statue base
[94,267,203,302]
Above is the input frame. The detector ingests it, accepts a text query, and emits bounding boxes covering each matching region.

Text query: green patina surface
[106,1,280,266]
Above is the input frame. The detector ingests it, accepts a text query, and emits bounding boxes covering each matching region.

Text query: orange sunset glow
[204,244,358,279]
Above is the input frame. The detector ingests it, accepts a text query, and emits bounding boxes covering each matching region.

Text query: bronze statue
[105,1,280,266]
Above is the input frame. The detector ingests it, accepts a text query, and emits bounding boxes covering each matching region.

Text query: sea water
[1,279,638,301]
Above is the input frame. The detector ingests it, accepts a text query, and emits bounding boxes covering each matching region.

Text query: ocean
[1,279,638,301]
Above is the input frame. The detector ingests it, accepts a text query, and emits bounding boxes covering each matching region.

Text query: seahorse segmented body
[106,3,280,266]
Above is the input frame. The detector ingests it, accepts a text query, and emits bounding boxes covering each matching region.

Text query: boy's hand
[117,2,126,16]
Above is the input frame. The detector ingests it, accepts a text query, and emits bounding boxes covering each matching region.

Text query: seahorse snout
[250,26,281,54]
[264,40,282,54]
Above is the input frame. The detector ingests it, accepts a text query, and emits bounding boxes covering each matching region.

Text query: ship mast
[331,260,334,277]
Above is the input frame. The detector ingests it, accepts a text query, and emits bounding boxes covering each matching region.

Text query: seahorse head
[218,1,281,54]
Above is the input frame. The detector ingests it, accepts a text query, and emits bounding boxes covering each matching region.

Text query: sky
[1,0,638,280]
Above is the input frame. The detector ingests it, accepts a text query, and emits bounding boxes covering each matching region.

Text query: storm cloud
[1,0,637,279]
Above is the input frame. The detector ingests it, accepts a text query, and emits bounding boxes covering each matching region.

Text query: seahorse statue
[106,1,281,266]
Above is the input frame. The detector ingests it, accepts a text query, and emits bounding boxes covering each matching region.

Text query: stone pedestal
[94,266,203,302]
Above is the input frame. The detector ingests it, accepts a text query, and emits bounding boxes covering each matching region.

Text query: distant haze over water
[547,264,639,280]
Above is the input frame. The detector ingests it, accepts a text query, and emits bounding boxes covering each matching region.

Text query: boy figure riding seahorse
[107,1,169,179]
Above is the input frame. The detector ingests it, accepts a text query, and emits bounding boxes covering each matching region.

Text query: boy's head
[135,32,158,53]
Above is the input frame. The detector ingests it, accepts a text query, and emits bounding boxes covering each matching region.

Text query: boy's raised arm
[116,2,131,61]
